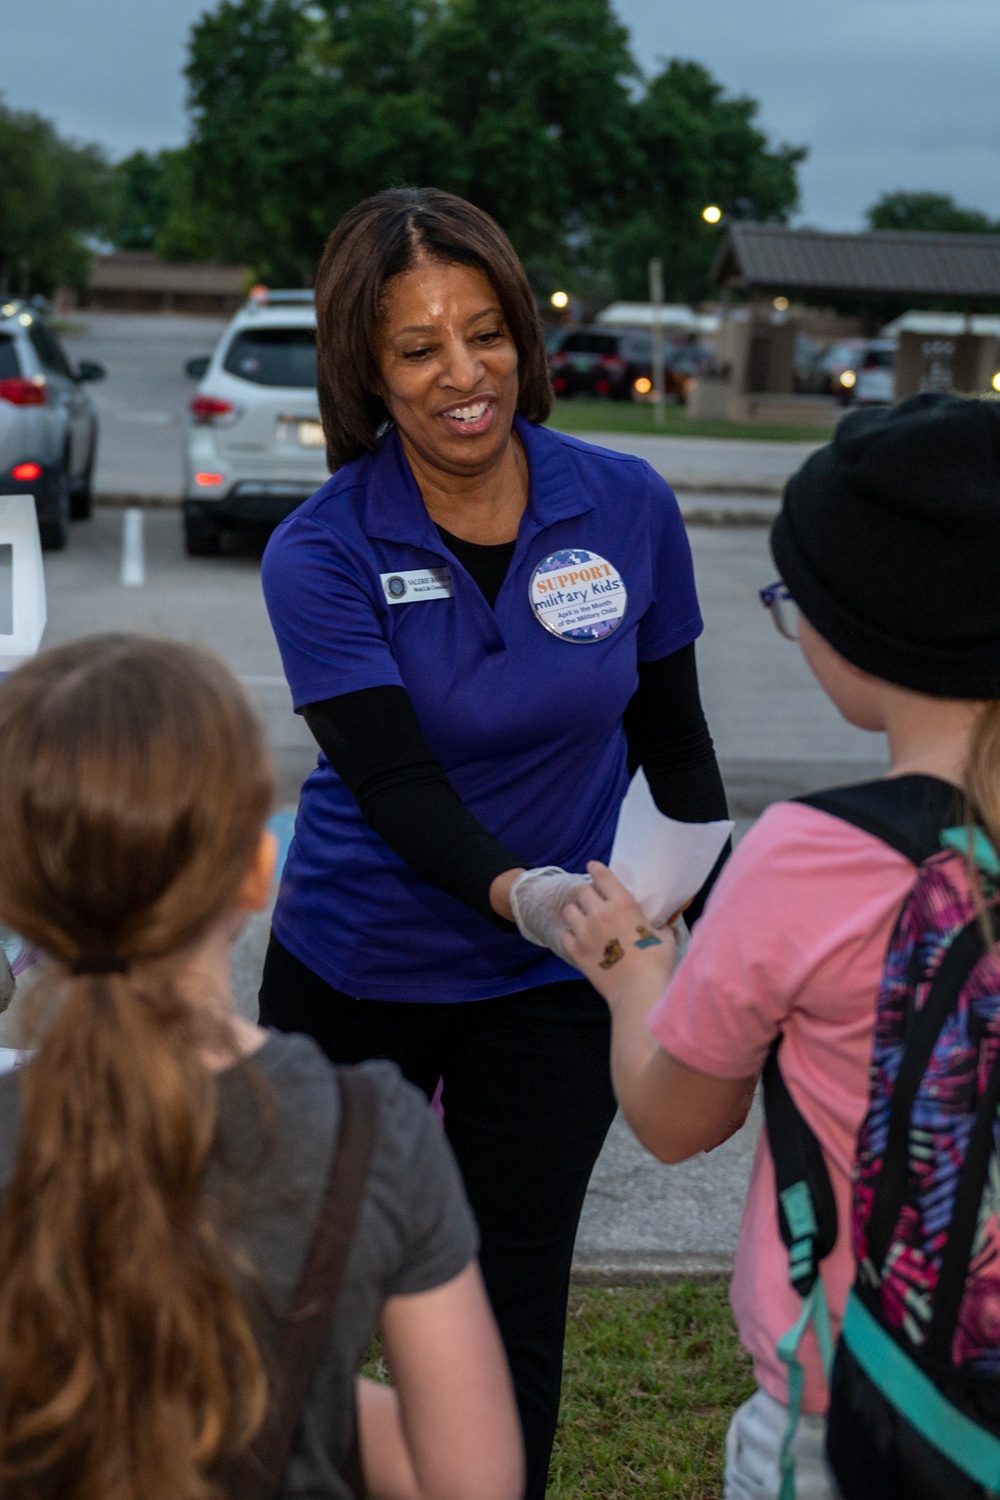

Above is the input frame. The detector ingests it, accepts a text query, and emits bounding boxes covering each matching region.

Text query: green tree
[0,100,109,296]
[182,0,454,283]
[866,191,998,235]
[104,148,213,261]
[601,60,805,302]
[182,0,636,286]
[178,0,804,299]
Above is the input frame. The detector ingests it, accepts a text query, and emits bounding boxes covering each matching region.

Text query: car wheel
[38,466,71,551]
[184,514,222,556]
[70,449,95,520]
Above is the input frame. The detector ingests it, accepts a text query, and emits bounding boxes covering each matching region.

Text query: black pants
[259,935,617,1500]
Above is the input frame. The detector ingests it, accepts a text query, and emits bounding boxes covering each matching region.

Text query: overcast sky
[2,0,998,230]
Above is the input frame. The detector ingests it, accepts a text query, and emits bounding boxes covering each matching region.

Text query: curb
[678,500,778,528]
[96,494,181,510]
[94,494,780,527]
[571,1251,733,1285]
[671,479,782,497]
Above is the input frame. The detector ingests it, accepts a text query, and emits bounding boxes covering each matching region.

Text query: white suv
[182,290,328,555]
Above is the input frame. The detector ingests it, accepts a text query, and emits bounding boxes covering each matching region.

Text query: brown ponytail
[0,635,275,1499]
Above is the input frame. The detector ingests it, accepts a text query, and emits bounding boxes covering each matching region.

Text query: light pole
[648,257,665,429]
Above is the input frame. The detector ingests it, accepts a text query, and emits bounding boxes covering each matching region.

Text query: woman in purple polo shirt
[260,187,728,1499]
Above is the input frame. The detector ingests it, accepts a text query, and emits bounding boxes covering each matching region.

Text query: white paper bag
[609,768,733,926]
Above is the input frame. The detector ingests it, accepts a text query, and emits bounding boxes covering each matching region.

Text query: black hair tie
[69,956,129,976]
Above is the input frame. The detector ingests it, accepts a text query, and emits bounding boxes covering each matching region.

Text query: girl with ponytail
[0,635,520,1500]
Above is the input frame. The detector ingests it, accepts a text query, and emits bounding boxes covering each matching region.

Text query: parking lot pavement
[9,507,885,1277]
[61,312,226,501]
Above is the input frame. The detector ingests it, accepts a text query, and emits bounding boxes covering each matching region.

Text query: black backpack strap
[797,775,965,867]
[864,918,989,1277]
[762,1037,839,1293]
[230,1066,378,1500]
[926,1031,1000,1359]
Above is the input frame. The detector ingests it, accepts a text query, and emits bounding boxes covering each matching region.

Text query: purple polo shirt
[261,416,702,1002]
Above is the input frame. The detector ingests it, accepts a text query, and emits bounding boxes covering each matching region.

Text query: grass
[365,1280,754,1499]
[547,397,834,443]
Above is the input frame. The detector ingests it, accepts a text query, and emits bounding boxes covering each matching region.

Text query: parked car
[818,339,868,401]
[0,299,103,549]
[183,289,325,555]
[548,326,704,403]
[853,339,895,405]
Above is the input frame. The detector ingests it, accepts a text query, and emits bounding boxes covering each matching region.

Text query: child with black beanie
[560,393,1000,1499]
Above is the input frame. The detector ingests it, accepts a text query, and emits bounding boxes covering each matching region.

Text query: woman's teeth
[446,401,489,422]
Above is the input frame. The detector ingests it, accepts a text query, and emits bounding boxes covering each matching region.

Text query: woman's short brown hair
[313,188,553,470]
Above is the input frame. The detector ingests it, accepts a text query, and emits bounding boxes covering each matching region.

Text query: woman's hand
[561,862,677,1007]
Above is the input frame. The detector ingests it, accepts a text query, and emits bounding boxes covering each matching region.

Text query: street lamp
[773,296,789,312]
[702,205,722,225]
[550,290,569,309]
[993,371,1000,393]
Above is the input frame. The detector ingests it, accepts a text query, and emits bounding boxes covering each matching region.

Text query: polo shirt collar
[362,415,595,548]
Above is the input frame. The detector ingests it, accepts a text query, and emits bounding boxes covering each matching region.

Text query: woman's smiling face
[376,257,520,478]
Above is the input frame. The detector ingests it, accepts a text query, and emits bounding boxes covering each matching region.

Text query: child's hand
[562,862,678,1007]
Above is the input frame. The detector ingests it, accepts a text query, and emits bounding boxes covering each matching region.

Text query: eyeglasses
[759,580,799,641]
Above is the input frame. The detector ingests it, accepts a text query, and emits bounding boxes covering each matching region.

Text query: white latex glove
[510,866,591,964]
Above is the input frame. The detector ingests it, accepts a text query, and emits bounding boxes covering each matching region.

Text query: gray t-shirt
[0,1031,478,1499]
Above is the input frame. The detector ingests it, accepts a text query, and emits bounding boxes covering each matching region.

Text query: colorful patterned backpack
[764,775,1000,1500]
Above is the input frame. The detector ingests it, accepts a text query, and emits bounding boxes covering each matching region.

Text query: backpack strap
[762,1038,839,1500]
[231,1066,379,1500]
[926,1026,1000,1360]
[864,918,990,1278]
[797,774,965,866]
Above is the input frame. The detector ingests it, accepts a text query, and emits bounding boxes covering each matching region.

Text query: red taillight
[189,393,234,423]
[194,471,225,487]
[11,462,42,482]
[0,376,47,407]
[593,379,611,394]
[552,376,567,393]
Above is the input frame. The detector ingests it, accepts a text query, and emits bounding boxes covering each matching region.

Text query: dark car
[548,327,703,403]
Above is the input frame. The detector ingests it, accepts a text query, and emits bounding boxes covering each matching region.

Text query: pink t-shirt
[647,799,917,1413]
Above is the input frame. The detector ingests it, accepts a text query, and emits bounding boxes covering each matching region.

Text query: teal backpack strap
[762,1039,839,1499]
[775,1274,836,1499]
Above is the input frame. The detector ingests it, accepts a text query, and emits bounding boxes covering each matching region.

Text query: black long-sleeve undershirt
[301,531,729,929]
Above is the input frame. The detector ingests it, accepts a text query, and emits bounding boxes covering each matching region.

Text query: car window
[0,336,20,379]
[27,323,73,379]
[620,334,652,360]
[560,333,619,356]
[222,327,316,387]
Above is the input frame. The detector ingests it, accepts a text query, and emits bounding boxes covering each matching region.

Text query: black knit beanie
[771,393,1000,699]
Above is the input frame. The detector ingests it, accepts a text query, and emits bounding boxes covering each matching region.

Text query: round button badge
[529,549,627,643]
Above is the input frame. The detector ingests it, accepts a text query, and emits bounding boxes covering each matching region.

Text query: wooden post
[649,258,665,429]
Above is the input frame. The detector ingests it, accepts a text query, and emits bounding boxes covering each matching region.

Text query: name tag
[380,567,454,605]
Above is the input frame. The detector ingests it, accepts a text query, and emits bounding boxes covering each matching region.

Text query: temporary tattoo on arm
[634,925,662,950]
[599,938,625,969]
